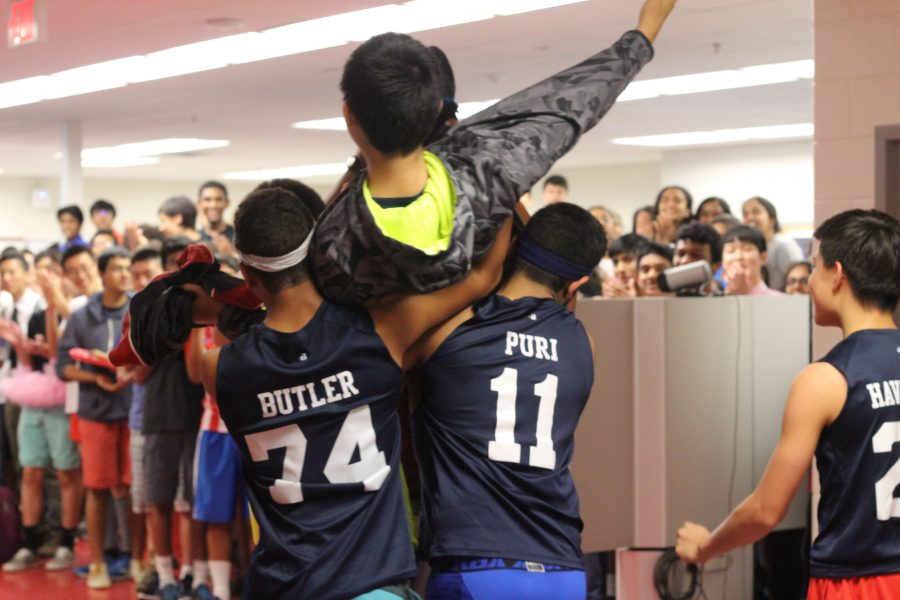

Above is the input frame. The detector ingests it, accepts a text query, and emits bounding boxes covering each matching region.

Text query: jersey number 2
[488,367,557,470]
[245,405,390,504]
[873,421,900,521]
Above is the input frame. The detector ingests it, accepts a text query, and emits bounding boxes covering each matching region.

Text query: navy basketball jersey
[215,302,417,600]
[811,329,900,578]
[416,295,594,568]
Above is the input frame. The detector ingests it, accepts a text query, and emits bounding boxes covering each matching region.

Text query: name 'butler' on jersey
[215,302,416,599]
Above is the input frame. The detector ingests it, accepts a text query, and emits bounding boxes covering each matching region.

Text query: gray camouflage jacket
[311,30,654,304]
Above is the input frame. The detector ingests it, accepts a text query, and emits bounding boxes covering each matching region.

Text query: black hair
[131,247,162,266]
[723,225,767,254]
[35,247,61,266]
[139,223,164,243]
[90,199,116,217]
[160,236,191,267]
[425,45,458,144]
[253,179,325,218]
[786,260,812,275]
[91,229,117,242]
[0,249,28,271]
[609,233,649,261]
[61,244,94,268]
[98,246,130,274]
[198,180,228,199]
[159,195,198,230]
[341,33,441,156]
[783,260,812,291]
[57,205,84,224]
[543,175,568,190]
[637,242,674,267]
[234,187,316,294]
[429,46,456,103]
[632,205,654,233]
[695,196,731,218]
[510,203,606,294]
[814,209,900,312]
[676,221,723,264]
[743,196,781,233]
[653,185,693,217]
[712,213,741,231]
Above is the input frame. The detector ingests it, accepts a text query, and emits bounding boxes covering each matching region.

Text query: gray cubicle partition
[572,296,811,599]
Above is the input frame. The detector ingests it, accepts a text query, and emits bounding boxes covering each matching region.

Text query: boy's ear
[567,275,589,299]
[342,101,357,128]
[239,264,261,292]
[832,261,846,294]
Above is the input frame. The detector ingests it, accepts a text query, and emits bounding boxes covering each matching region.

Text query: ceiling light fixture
[80,138,230,168]
[82,156,161,169]
[0,0,589,110]
[612,123,814,148]
[222,163,349,181]
[617,59,813,101]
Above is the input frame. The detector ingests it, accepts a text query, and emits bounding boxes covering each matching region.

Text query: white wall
[0,140,814,248]
[532,140,813,234]
[535,162,662,227]
[660,141,814,231]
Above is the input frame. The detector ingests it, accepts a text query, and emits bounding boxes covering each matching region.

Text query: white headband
[237,229,314,273]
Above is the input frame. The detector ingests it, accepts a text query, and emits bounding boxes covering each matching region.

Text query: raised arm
[441,0,677,213]
[372,217,512,366]
[676,362,846,563]
[637,0,678,43]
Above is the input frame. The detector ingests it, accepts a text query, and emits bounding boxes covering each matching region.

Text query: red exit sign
[7,0,44,48]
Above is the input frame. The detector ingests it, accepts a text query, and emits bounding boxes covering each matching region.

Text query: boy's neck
[499,274,558,303]
[363,147,428,198]
[840,304,898,338]
[262,280,324,334]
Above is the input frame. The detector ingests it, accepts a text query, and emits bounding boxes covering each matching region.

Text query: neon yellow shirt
[363,151,457,255]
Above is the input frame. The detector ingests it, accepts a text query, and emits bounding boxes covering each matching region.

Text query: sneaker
[178,573,194,599]
[131,558,147,580]
[87,562,112,589]
[2,548,38,572]
[109,551,132,581]
[160,583,181,600]
[136,568,160,599]
[190,584,216,600]
[36,540,58,558]
[73,550,130,580]
[45,546,75,571]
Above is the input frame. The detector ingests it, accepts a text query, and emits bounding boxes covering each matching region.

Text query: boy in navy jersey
[409,204,606,599]
[676,209,900,598]
[189,188,510,600]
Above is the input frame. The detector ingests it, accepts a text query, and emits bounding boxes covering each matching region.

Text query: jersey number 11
[488,367,558,470]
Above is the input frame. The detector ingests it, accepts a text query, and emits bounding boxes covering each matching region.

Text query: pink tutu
[1,362,66,408]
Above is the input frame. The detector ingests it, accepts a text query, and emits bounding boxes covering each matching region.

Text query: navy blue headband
[515,233,594,280]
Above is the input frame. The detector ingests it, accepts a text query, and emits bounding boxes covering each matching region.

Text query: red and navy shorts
[808,572,900,599]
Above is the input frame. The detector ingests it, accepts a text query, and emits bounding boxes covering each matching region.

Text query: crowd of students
[530,177,811,299]
[0,183,266,600]
[1,1,899,600]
